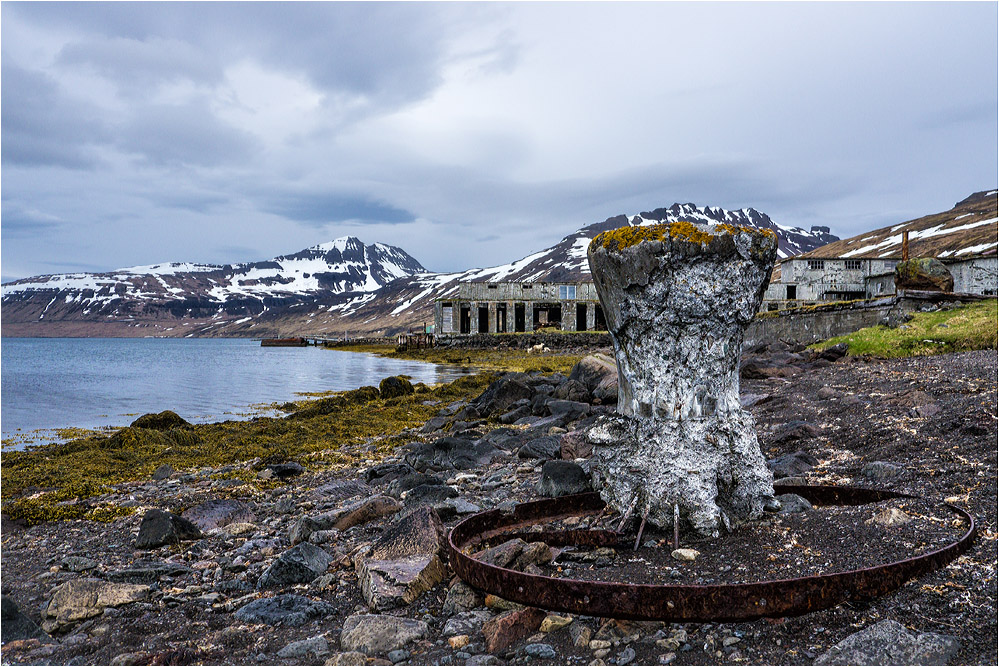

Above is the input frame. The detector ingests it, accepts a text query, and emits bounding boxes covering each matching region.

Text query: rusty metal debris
[447,485,976,622]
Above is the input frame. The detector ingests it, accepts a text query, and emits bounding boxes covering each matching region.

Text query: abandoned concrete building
[434,281,607,334]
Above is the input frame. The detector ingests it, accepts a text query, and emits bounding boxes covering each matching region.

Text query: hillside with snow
[2,203,839,338]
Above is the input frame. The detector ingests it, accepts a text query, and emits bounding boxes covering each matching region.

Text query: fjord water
[1,338,472,448]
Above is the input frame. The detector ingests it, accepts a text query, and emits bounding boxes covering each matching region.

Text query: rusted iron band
[448,486,976,621]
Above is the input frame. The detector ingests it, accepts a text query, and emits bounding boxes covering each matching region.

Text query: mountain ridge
[3,203,837,337]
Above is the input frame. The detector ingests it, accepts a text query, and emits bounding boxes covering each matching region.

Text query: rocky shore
[2,347,996,666]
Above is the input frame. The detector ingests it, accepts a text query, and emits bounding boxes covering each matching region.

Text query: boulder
[895,258,955,292]
[815,619,960,665]
[442,580,485,616]
[105,560,193,584]
[379,376,415,399]
[404,437,504,471]
[366,463,417,486]
[442,610,493,637]
[340,614,429,655]
[135,509,203,549]
[42,579,150,634]
[770,421,822,445]
[368,507,445,560]
[775,493,812,514]
[1,595,49,644]
[568,354,618,400]
[233,594,334,627]
[277,635,330,659]
[518,435,562,459]
[260,461,305,479]
[482,607,546,652]
[767,450,819,479]
[537,461,591,497]
[257,542,333,589]
[472,374,534,417]
[553,379,590,403]
[546,399,590,421]
[311,479,370,502]
[289,495,401,545]
[180,499,255,532]
[130,411,190,430]
[559,429,593,460]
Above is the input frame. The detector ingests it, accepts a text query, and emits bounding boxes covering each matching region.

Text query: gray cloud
[263,192,416,226]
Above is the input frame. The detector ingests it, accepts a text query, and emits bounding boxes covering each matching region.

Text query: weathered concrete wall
[745,300,895,348]
[436,332,612,350]
[948,257,998,295]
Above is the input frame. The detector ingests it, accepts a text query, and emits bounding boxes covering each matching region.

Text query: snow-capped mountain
[2,203,838,338]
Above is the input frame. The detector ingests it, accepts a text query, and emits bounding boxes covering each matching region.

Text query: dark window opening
[533,303,562,330]
[576,303,587,331]
[477,306,489,334]
[460,306,471,334]
[594,304,607,331]
[514,303,526,332]
[845,259,862,270]
[786,285,797,300]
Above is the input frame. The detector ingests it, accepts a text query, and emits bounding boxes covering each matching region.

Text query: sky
[2,2,997,283]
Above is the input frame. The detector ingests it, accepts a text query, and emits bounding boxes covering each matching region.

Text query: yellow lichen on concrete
[591,220,774,253]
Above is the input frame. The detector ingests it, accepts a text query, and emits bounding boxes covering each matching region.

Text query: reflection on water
[1,337,473,448]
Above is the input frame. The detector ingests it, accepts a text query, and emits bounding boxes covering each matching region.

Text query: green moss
[590,220,775,253]
[810,299,998,358]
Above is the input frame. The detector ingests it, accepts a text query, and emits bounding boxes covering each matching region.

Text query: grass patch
[333,343,585,375]
[810,299,998,358]
[1,372,498,525]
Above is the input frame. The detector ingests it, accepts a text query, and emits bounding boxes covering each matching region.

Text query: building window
[487,284,498,289]
[786,285,797,300]
[845,259,862,270]
[807,260,825,270]
[522,284,532,289]
[559,285,576,300]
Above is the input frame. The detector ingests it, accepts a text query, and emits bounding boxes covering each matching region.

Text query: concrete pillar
[586,303,596,331]
[488,303,497,333]
[562,303,574,331]
[526,301,534,332]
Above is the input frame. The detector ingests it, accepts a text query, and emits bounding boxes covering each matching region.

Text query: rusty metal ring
[447,485,976,621]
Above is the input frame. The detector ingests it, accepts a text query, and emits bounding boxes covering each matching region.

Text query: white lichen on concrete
[585,221,779,537]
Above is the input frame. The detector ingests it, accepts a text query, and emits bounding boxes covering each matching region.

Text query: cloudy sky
[2,2,996,282]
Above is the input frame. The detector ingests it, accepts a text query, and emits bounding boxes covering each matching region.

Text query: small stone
[524,643,557,659]
[868,507,912,528]
[594,649,611,659]
[540,614,573,632]
[135,509,203,549]
[151,464,174,480]
[234,594,334,627]
[657,653,676,665]
[257,542,333,589]
[340,614,429,655]
[671,548,700,562]
[722,636,740,647]
[615,646,636,665]
[387,649,410,663]
[571,624,593,648]
[448,635,471,649]
[277,636,330,659]
[326,651,368,666]
[589,640,612,650]
[482,607,546,653]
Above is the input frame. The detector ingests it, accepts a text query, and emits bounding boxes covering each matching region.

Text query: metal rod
[634,506,649,551]
[616,495,639,533]
[673,503,680,550]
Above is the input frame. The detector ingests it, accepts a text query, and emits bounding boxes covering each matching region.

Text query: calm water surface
[1,338,473,448]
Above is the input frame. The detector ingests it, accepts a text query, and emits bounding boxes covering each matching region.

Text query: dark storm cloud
[264,193,416,226]
[0,62,107,168]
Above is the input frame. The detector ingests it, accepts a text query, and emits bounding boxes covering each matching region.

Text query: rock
[473,375,535,417]
[540,614,574,633]
[130,411,190,430]
[775,493,812,514]
[181,499,255,532]
[547,399,590,421]
[614,646,636,665]
[913,402,942,418]
[135,509,203,549]
[151,464,174,480]
[862,461,906,480]
[105,560,193,584]
[313,479,371,502]
[369,506,445,560]
[403,484,458,507]
[818,342,850,362]
[524,643,557,659]
[499,405,532,425]
[278,636,330,659]
[60,556,98,572]
[553,379,591,403]
[518,436,562,459]
[815,619,960,665]
[511,542,555,571]
[435,498,481,521]
[443,580,485,616]
[257,542,333,589]
[380,376,415,399]
[670,549,699,562]
[340,614,429,655]
[367,463,417,486]
[442,610,493,637]
[262,461,305,479]
[405,437,505,471]
[482,607,547,652]
[290,495,402,545]
[326,651,368,665]
[234,594,334,627]
[767,450,819,479]
[475,539,526,568]
[569,354,618,401]
[868,507,912,528]
[466,655,502,666]
[770,421,822,445]
[42,579,150,634]
[2,595,49,643]
[357,555,448,611]
[895,258,955,292]
[560,429,593,460]
[387,648,411,663]
[816,386,840,400]
[537,461,591,497]
[448,635,471,649]
[571,623,593,648]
